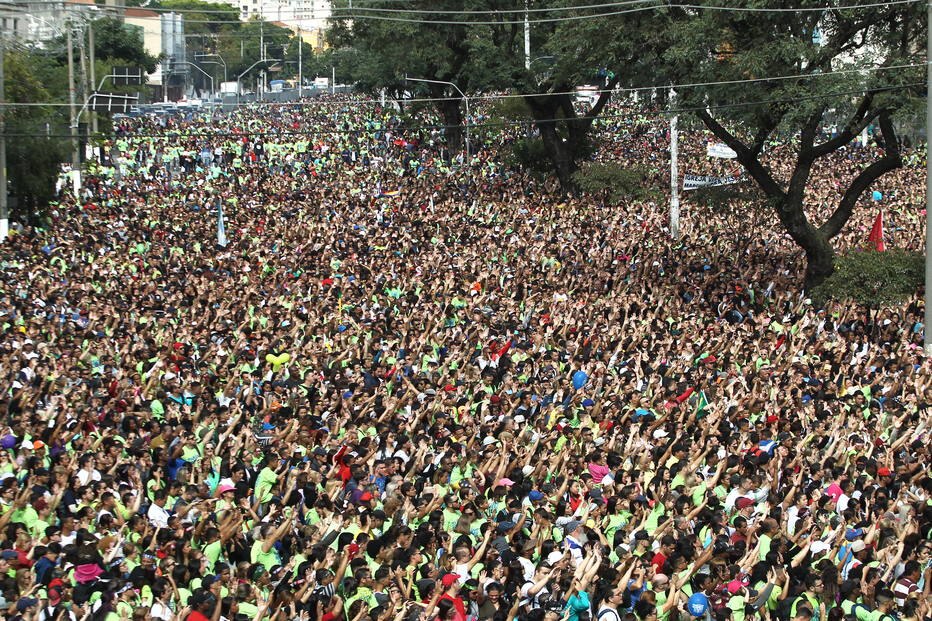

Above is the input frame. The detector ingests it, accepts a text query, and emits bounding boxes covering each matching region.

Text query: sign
[90,93,139,114]
[112,67,145,86]
[707,143,737,159]
[683,174,742,191]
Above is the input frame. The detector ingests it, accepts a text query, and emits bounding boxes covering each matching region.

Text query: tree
[812,249,923,308]
[327,0,498,154]
[90,17,159,73]
[327,1,662,182]
[573,163,660,204]
[3,50,68,221]
[216,20,293,85]
[664,0,924,287]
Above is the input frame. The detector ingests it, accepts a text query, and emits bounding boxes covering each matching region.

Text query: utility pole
[297,27,302,98]
[0,32,8,242]
[78,23,89,162]
[924,0,932,352]
[669,88,680,239]
[524,0,530,69]
[67,24,79,169]
[88,21,97,135]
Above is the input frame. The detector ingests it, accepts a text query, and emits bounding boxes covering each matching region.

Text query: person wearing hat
[438,572,466,621]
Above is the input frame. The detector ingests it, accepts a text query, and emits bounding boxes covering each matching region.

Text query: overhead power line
[0,61,921,108]
[0,80,922,138]
[37,0,923,27]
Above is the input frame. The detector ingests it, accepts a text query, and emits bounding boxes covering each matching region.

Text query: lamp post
[173,62,215,98]
[237,58,280,105]
[195,53,227,83]
[405,76,470,162]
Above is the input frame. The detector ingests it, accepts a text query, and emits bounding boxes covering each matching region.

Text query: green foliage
[572,163,660,204]
[3,50,69,221]
[812,249,924,307]
[688,184,765,213]
[505,138,552,177]
[157,0,239,34]
[91,17,159,73]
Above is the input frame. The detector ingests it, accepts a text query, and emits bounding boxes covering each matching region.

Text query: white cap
[810,540,831,555]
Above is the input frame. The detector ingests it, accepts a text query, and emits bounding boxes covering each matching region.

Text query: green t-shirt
[204,539,223,572]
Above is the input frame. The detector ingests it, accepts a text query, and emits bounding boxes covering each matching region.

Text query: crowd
[0,93,929,621]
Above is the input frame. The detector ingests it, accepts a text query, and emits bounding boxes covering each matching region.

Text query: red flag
[868,210,885,252]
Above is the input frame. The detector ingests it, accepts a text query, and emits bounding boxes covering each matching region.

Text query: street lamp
[195,52,227,83]
[172,61,215,98]
[405,76,470,162]
[237,58,281,104]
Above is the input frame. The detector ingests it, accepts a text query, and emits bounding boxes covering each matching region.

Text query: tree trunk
[525,94,579,194]
[537,121,578,193]
[803,236,835,290]
[437,97,464,156]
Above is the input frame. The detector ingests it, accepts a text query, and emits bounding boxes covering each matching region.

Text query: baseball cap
[563,520,581,535]
[441,573,461,588]
[17,598,38,612]
[735,497,755,510]
[877,467,892,477]
[528,490,545,502]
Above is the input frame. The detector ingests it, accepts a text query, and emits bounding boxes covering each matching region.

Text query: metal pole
[0,32,7,242]
[464,96,470,162]
[297,28,302,98]
[524,0,530,70]
[89,22,97,135]
[924,0,932,351]
[331,66,335,94]
[78,23,89,162]
[670,88,680,239]
[67,25,79,169]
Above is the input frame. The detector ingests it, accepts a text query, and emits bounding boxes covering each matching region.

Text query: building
[124,7,161,59]
[199,0,331,36]
[1,0,124,47]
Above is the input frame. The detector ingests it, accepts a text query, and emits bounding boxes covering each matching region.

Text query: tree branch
[810,92,878,159]
[696,109,786,199]
[787,107,826,201]
[819,109,902,239]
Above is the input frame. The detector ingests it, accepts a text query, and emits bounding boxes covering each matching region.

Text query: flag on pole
[694,390,709,419]
[868,210,885,252]
[217,202,228,248]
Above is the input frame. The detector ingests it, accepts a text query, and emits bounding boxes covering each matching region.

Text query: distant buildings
[202,0,330,50]
[0,0,124,45]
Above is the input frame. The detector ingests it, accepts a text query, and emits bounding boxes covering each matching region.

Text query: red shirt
[186,612,210,621]
[651,551,667,572]
[439,594,466,621]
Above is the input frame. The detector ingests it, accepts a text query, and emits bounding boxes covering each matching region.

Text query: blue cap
[529,490,545,502]
[582,399,595,407]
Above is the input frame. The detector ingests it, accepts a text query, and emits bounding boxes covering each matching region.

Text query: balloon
[265,352,291,372]
[872,191,883,201]
[687,593,709,618]
[572,370,589,390]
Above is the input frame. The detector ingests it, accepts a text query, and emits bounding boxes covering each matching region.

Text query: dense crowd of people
[0,93,929,621]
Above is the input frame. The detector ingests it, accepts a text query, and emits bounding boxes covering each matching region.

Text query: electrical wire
[36,0,922,27]
[2,80,922,138]
[0,62,921,108]
[52,0,663,16]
